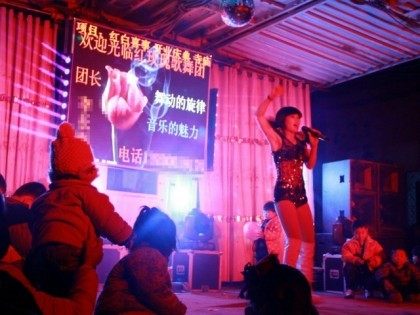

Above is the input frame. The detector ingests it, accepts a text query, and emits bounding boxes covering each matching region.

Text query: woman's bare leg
[296,203,315,283]
[277,201,315,282]
[276,200,301,267]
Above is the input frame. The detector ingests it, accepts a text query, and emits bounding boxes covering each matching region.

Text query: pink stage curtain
[0,7,58,193]
[199,64,313,281]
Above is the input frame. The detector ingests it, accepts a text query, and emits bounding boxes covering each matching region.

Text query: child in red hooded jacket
[25,122,132,297]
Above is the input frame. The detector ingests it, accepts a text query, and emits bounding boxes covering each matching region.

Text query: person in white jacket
[342,220,384,299]
[261,201,285,264]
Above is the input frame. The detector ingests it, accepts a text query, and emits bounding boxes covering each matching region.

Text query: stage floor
[177,288,420,315]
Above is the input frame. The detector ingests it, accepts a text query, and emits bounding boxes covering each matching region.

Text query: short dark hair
[132,206,176,258]
[263,201,276,212]
[352,220,368,231]
[274,106,302,129]
[13,182,46,198]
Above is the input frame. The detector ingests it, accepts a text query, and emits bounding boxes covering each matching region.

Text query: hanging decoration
[220,0,255,28]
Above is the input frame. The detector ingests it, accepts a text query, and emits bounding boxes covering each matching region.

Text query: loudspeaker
[323,254,345,293]
[191,252,220,290]
[171,250,221,290]
[171,251,189,283]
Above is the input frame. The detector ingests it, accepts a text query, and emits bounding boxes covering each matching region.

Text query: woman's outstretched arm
[255,85,284,151]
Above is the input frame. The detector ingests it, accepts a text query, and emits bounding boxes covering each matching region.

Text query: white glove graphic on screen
[101,65,148,130]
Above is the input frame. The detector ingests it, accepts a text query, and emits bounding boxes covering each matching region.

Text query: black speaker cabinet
[323,253,345,293]
[171,250,221,290]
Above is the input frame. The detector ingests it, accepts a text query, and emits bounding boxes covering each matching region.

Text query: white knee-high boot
[300,241,315,283]
[277,230,286,264]
[283,238,301,267]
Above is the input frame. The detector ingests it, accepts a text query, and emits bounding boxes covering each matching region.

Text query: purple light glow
[10,124,56,140]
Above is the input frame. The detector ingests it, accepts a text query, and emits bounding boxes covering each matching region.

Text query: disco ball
[220,0,255,28]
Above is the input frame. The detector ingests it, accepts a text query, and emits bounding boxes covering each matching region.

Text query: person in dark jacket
[95,206,187,315]
[0,207,99,315]
[2,181,47,262]
[376,248,420,303]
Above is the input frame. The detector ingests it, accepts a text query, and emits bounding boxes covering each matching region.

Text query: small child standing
[25,122,132,297]
[261,201,285,264]
[376,248,420,303]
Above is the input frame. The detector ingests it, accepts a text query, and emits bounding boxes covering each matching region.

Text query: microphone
[302,126,329,142]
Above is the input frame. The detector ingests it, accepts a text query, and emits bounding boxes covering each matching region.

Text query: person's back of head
[132,206,176,258]
[8,182,47,216]
[240,254,318,315]
[13,182,47,199]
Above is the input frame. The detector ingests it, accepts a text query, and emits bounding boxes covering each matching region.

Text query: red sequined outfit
[272,137,308,207]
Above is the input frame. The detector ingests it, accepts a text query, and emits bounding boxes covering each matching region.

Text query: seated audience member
[25,122,132,297]
[0,210,99,315]
[240,254,318,315]
[376,248,420,304]
[412,245,420,269]
[95,206,187,315]
[260,201,285,264]
[6,181,46,211]
[341,220,384,299]
[2,182,47,261]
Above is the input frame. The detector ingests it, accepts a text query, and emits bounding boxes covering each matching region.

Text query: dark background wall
[311,59,420,234]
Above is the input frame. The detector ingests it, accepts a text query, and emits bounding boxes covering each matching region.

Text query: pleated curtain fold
[0,6,58,192]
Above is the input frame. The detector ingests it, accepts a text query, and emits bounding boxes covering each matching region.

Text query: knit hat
[50,122,96,179]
